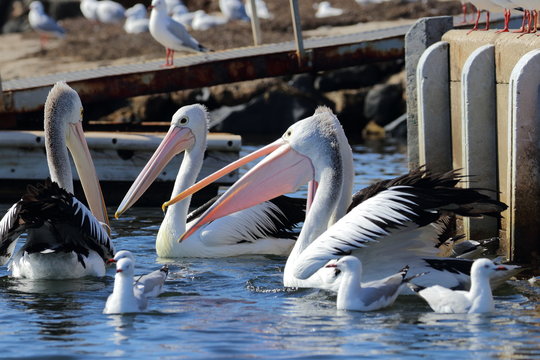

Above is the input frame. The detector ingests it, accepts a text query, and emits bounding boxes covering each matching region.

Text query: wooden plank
[460,44,498,239]
[0,131,240,183]
[416,41,452,173]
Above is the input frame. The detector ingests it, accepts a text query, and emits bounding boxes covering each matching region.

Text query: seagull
[327,256,424,311]
[245,0,273,20]
[0,82,113,279]
[191,10,227,31]
[95,0,125,23]
[103,257,168,314]
[171,4,196,27]
[314,1,344,18]
[28,1,65,50]
[108,250,169,298]
[467,0,505,33]
[80,0,99,21]
[124,3,149,34]
[149,0,209,67]
[219,0,250,21]
[409,258,511,313]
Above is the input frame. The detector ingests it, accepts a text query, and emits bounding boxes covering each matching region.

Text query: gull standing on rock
[28,1,65,50]
[124,3,149,34]
[95,0,125,23]
[219,0,250,21]
[149,0,208,67]
[326,256,423,311]
[409,258,511,313]
[314,1,344,18]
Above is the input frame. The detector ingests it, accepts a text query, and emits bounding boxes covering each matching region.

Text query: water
[0,141,539,359]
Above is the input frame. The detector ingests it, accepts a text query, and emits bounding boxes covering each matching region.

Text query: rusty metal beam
[1,26,409,114]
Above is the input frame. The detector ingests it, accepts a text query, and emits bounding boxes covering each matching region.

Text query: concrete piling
[411,25,540,264]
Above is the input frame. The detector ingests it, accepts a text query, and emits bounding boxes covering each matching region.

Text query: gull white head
[115,257,135,276]
[150,0,167,11]
[471,258,508,280]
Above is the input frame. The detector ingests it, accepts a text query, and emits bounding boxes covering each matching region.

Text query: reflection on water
[0,141,538,359]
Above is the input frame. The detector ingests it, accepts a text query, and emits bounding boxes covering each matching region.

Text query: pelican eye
[284,130,292,139]
[179,116,189,125]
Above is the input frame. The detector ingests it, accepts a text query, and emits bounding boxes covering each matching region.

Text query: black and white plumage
[0,181,113,278]
[0,82,113,279]
[327,256,423,311]
[165,107,513,293]
[292,168,509,291]
[409,258,511,313]
[115,104,304,258]
[149,0,208,67]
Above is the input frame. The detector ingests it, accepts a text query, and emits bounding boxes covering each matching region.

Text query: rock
[211,84,333,136]
[48,1,82,20]
[315,64,382,92]
[363,83,404,127]
[288,73,316,93]
[325,88,369,141]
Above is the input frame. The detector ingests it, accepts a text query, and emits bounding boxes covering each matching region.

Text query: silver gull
[28,1,65,49]
[149,0,208,66]
[409,258,513,313]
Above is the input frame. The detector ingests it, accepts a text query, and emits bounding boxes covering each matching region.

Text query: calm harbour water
[0,141,539,359]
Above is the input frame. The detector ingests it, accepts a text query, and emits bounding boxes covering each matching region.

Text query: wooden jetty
[0,131,241,206]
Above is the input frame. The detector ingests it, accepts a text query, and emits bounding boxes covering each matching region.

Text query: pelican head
[115,104,208,218]
[44,82,109,230]
[163,106,350,241]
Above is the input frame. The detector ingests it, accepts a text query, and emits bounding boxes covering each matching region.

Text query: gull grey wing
[360,269,407,306]
[165,18,203,52]
[134,265,168,298]
[40,17,65,35]
[0,202,26,265]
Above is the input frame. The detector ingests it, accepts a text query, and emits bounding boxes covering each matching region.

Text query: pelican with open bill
[115,104,304,258]
[163,106,519,293]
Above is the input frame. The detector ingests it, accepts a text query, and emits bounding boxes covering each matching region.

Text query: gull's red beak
[495,265,508,271]
[106,259,116,265]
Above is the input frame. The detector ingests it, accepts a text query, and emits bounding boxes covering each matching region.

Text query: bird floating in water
[327,256,424,311]
[0,82,113,279]
[115,104,305,258]
[408,258,512,313]
[163,107,516,293]
[108,250,169,298]
[28,1,65,50]
[103,256,168,314]
[149,0,209,66]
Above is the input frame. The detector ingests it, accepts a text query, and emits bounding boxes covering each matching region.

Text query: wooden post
[460,44,499,240]
[248,0,262,46]
[289,0,305,65]
[416,41,452,173]
[507,50,540,263]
